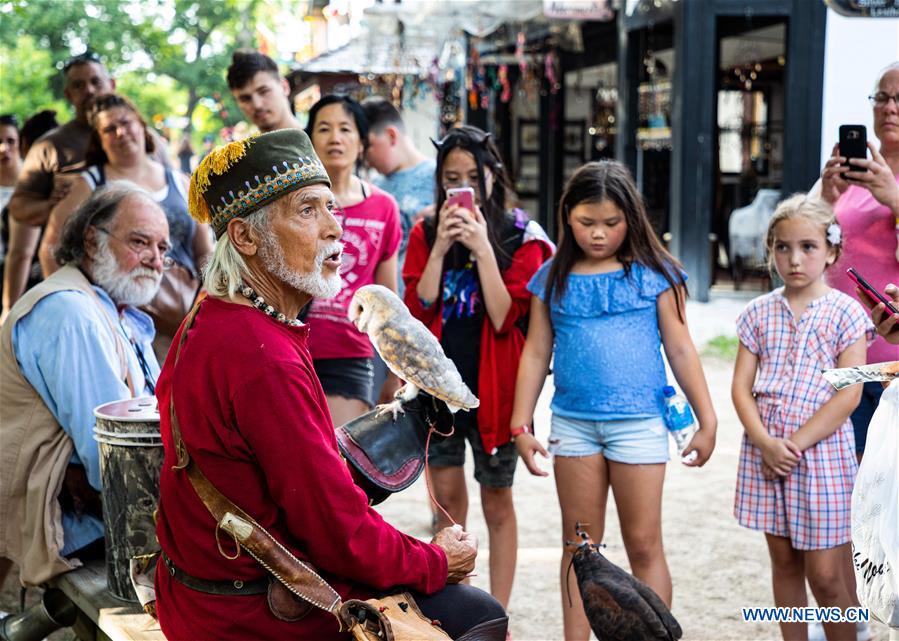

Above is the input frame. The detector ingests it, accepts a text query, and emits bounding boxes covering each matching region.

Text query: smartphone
[445,187,475,212]
[847,267,899,315]
[839,125,867,168]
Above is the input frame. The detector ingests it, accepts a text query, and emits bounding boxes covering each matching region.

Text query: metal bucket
[0,588,77,641]
[93,397,162,602]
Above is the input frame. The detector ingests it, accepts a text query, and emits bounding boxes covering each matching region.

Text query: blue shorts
[548,414,670,464]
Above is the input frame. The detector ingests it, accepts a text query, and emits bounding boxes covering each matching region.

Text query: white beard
[91,235,162,307]
[258,231,343,300]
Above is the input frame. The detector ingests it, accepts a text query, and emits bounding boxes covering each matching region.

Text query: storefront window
[718,89,768,175]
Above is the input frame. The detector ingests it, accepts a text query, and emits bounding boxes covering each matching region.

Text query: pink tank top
[827,178,899,364]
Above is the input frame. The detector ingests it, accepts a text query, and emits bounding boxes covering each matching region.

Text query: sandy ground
[1,293,892,640]
[376,356,891,641]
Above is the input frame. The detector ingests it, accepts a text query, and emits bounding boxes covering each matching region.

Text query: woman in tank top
[39,94,213,278]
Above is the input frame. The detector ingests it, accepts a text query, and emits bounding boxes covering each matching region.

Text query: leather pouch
[141,262,200,337]
[267,579,313,622]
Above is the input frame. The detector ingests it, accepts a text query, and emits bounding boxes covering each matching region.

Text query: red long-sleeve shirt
[402,220,554,454]
[155,297,447,640]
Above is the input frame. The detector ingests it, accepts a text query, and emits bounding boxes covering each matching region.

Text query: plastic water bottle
[663,386,698,462]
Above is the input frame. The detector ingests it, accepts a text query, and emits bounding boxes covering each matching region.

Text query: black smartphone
[839,125,867,169]
[847,267,899,315]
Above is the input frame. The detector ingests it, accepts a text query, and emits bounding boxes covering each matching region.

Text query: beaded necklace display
[238,283,303,327]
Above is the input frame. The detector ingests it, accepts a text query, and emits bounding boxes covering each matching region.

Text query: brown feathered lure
[570,523,682,641]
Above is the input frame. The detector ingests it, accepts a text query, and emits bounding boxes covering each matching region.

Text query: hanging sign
[825,0,899,17]
[543,0,614,20]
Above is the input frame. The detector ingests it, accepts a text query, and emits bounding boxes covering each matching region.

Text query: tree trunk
[184,85,198,136]
[182,30,207,136]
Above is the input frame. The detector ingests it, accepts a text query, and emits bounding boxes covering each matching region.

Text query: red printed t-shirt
[827,178,899,364]
[307,184,401,360]
[154,298,447,640]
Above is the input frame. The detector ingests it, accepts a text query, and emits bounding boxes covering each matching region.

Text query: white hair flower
[827,223,842,246]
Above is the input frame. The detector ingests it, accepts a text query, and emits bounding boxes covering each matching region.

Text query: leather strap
[166,298,343,615]
[161,551,269,596]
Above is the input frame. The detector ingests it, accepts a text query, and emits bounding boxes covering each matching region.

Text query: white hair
[874,62,899,94]
[202,204,272,298]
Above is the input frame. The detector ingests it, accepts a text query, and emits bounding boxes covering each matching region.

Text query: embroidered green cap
[188,129,331,238]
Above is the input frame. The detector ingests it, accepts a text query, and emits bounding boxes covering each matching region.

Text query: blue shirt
[13,286,159,555]
[374,159,436,272]
[528,260,685,421]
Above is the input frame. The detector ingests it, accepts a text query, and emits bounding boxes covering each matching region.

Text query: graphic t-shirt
[440,254,483,395]
[307,184,401,360]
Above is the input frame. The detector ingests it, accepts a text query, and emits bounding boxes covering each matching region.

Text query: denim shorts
[313,357,374,407]
[428,410,517,488]
[548,414,670,464]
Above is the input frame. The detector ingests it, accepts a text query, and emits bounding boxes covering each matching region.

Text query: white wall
[403,93,440,160]
[820,10,899,169]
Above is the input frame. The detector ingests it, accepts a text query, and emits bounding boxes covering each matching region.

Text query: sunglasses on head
[62,51,102,73]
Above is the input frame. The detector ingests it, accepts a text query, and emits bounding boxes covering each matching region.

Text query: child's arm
[732,342,801,475]
[788,336,866,451]
[658,286,717,466]
[510,295,553,477]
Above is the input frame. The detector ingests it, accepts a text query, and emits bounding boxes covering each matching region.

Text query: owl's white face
[348,295,376,333]
[348,284,402,334]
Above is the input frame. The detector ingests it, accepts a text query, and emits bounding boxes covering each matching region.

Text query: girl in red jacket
[402,126,553,607]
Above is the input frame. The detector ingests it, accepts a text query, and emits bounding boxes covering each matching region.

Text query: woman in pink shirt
[814,62,899,458]
[305,95,402,426]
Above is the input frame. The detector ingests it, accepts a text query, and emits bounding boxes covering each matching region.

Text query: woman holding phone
[812,61,899,459]
[809,62,899,641]
[402,126,553,608]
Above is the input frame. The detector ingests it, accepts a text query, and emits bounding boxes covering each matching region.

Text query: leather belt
[161,551,269,596]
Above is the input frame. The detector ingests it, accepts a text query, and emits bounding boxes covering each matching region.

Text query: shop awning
[293,0,547,77]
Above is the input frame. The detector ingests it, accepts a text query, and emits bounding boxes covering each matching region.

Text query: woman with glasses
[39,93,213,357]
[813,62,899,462]
[304,95,403,426]
[402,126,553,609]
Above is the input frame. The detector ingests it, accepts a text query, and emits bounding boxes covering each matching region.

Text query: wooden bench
[51,560,165,641]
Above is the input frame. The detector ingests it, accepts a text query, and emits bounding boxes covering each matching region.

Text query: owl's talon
[375,400,405,421]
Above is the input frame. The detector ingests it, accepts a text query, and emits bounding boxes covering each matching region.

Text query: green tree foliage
[139,0,260,138]
[0,35,71,122]
[0,0,261,144]
[116,72,188,130]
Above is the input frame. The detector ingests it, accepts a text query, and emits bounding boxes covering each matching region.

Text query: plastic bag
[851,379,899,628]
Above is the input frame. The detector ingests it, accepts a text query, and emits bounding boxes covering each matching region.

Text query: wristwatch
[510,424,532,440]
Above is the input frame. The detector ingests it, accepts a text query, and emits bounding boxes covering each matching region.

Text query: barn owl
[348,284,479,417]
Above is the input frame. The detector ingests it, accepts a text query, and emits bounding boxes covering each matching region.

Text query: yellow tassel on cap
[187,135,257,223]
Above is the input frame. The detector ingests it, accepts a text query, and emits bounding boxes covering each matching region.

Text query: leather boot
[455,616,508,641]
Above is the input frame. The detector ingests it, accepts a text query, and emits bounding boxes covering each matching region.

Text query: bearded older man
[0,182,167,586]
[153,129,507,640]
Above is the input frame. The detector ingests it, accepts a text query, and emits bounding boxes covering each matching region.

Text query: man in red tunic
[154,129,508,640]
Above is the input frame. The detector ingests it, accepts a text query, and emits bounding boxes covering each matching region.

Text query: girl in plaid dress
[732,194,874,641]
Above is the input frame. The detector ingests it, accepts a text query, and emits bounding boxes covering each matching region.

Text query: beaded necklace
[238,283,303,327]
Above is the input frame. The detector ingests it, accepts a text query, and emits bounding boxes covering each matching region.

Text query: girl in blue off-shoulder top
[510,161,718,640]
